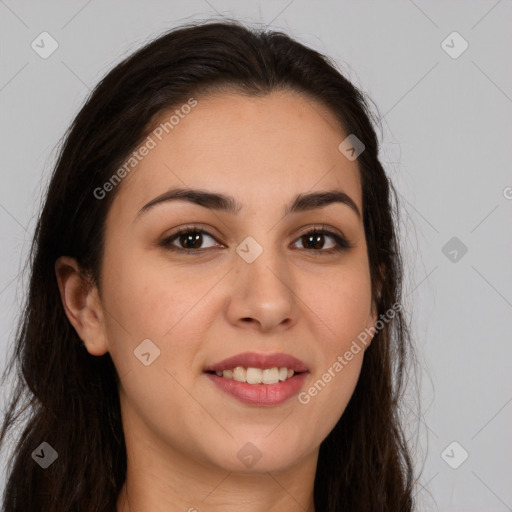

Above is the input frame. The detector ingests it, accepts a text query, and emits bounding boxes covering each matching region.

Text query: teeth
[246,367,262,384]
[233,366,246,382]
[216,366,296,384]
[262,367,279,384]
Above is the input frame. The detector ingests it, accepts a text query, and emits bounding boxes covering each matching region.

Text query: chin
[209,436,312,474]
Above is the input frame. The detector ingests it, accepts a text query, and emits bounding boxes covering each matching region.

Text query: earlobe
[54,256,109,356]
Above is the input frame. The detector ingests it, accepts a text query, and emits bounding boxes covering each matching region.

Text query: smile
[208,366,297,384]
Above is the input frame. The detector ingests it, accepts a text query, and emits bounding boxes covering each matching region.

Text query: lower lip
[204,372,308,406]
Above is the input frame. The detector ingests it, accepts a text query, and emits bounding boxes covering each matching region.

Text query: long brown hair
[0,19,417,511]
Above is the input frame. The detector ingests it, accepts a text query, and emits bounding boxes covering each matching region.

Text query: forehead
[111,89,362,218]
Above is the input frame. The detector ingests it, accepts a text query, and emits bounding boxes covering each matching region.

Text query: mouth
[204,351,309,374]
[205,366,305,385]
[203,352,309,406]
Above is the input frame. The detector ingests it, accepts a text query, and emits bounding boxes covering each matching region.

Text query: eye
[159,226,222,253]
[159,225,352,255]
[292,227,352,254]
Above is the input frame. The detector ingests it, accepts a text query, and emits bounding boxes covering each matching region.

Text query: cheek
[297,260,371,419]
[297,282,369,447]
[306,261,373,349]
[98,253,214,449]
[99,246,223,380]
[101,246,204,335]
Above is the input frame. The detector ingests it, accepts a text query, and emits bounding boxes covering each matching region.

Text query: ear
[55,256,109,356]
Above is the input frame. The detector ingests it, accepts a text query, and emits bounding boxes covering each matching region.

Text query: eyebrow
[135,187,361,220]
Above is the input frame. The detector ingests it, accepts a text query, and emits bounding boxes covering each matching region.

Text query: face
[95,89,377,474]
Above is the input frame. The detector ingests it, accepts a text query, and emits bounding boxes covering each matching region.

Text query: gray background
[1,1,511,510]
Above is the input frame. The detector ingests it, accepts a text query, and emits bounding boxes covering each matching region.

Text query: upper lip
[204,352,309,373]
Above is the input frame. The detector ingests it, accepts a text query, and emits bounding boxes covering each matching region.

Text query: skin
[56,89,378,512]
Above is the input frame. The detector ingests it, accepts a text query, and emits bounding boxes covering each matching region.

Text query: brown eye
[159,225,352,255]
[292,228,352,253]
[160,228,221,252]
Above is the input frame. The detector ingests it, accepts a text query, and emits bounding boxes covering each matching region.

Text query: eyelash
[159,224,353,255]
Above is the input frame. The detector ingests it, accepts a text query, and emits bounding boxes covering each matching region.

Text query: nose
[224,245,298,333]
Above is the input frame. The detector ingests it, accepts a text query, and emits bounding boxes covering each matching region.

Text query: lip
[205,372,309,406]
[204,351,309,373]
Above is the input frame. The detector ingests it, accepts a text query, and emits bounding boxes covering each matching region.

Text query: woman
[0,20,416,511]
